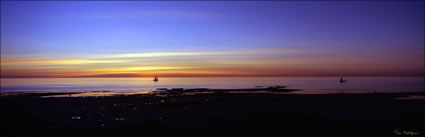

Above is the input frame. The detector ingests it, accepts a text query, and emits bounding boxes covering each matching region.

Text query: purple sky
[1,1,424,77]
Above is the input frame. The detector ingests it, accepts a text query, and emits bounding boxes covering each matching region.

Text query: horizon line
[1,75,424,78]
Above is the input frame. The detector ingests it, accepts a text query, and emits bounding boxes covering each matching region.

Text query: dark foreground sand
[0,90,424,136]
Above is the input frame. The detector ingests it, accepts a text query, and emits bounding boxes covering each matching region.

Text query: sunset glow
[1,1,424,134]
[1,1,424,78]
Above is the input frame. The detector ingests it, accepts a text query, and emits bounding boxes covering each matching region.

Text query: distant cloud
[59,9,213,20]
[2,49,423,77]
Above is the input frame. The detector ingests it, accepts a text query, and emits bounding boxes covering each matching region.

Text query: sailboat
[339,77,347,83]
[153,76,159,82]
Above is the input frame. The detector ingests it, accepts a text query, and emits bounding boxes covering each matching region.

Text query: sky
[1,1,424,78]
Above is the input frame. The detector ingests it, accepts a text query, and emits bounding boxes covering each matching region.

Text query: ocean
[1,77,424,93]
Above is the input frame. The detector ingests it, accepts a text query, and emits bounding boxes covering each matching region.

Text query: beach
[1,89,423,136]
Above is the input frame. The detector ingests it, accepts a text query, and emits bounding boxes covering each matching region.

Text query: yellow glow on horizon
[2,49,423,78]
[87,66,188,72]
[99,52,224,58]
[122,66,188,71]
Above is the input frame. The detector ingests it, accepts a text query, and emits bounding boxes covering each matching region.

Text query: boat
[153,76,159,82]
[339,77,347,83]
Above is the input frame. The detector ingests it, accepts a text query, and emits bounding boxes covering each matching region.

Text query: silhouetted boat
[339,77,347,83]
[153,76,159,82]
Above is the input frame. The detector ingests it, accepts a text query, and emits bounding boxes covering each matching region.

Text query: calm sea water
[1,77,424,93]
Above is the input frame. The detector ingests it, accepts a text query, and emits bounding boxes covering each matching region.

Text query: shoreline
[1,88,424,98]
[1,89,424,135]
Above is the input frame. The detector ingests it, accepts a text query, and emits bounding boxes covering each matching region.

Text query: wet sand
[0,89,424,136]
